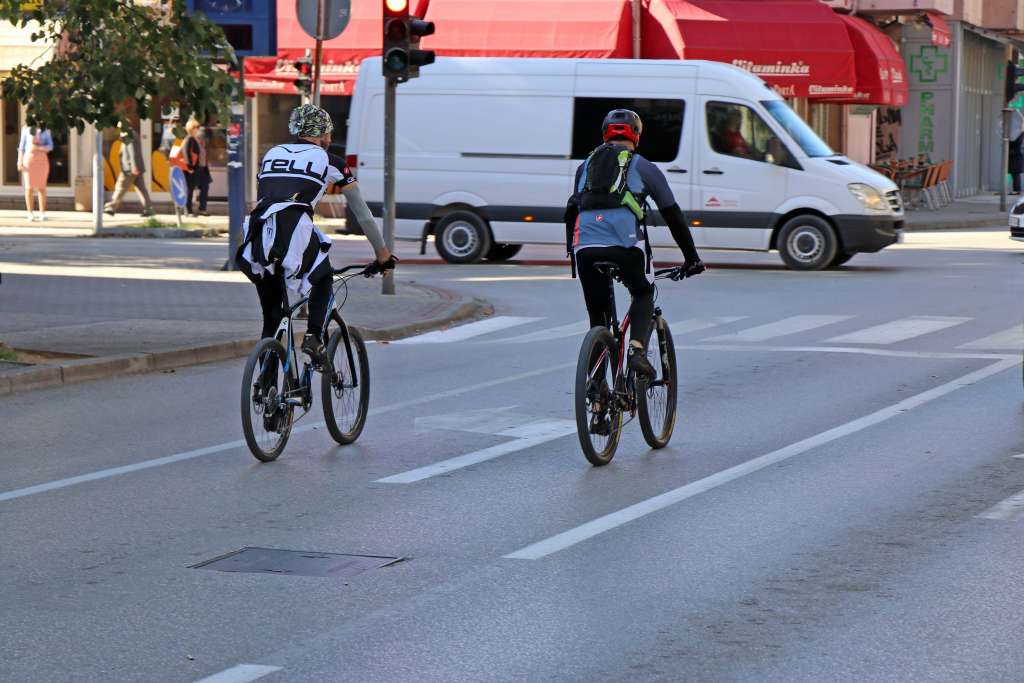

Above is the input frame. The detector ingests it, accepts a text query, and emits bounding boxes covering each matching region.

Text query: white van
[346,57,904,270]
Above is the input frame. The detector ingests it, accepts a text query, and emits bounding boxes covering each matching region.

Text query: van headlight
[848,183,889,212]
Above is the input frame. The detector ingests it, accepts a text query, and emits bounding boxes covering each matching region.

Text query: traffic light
[382,0,435,82]
[293,55,313,98]
[1007,53,1024,104]
[407,17,436,80]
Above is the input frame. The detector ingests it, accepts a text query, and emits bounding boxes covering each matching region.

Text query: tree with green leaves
[0,0,237,135]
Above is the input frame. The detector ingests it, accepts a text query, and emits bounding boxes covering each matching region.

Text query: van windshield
[761,101,835,158]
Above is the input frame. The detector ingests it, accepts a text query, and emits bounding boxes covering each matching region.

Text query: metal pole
[225,60,246,271]
[631,0,641,59]
[1001,107,1011,212]
[312,0,325,106]
[382,77,396,295]
[92,129,103,234]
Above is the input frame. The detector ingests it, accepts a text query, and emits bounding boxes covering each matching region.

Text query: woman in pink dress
[18,125,53,221]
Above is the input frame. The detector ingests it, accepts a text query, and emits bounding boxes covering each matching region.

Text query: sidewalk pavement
[901,193,1010,231]
[0,274,488,396]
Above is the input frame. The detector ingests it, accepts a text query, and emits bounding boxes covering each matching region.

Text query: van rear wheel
[486,243,523,262]
[777,215,838,271]
[434,211,493,264]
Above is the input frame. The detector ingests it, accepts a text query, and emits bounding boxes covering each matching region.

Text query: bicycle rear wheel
[241,338,294,462]
[638,317,678,449]
[322,325,370,444]
[575,326,623,466]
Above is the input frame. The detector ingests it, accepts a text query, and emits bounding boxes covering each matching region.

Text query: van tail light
[345,154,358,177]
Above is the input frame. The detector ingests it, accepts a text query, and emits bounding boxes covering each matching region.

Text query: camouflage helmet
[288,103,334,138]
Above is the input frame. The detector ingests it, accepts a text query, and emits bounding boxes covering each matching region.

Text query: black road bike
[240,264,379,462]
[575,263,696,466]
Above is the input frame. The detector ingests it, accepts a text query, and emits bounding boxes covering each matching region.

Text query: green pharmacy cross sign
[910,45,950,84]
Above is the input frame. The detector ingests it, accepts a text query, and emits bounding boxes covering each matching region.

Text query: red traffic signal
[384,0,408,16]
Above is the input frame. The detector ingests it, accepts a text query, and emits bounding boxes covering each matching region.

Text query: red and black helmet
[602,109,643,144]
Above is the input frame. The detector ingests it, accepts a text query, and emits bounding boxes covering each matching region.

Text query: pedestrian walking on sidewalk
[1009,109,1024,195]
[183,118,211,217]
[104,123,155,217]
[17,125,52,221]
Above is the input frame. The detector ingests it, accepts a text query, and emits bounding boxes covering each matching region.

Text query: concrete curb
[97,226,227,238]
[0,297,490,396]
[902,217,1006,231]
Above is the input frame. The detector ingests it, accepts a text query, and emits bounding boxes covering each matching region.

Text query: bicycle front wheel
[575,326,623,466]
[638,317,678,449]
[240,338,294,462]
[322,325,370,444]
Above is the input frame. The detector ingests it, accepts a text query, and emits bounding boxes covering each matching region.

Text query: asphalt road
[3,232,1024,682]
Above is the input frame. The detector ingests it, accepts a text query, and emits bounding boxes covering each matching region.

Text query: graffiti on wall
[875,107,901,161]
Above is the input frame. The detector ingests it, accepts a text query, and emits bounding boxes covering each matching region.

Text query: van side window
[706,102,793,166]
[572,98,684,162]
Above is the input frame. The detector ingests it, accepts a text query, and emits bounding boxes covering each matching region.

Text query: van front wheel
[434,211,493,264]
[777,216,838,271]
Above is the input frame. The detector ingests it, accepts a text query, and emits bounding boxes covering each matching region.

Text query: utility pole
[311,0,325,106]
[92,130,103,234]
[382,77,397,294]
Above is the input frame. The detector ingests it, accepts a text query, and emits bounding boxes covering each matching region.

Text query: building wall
[982,0,1024,30]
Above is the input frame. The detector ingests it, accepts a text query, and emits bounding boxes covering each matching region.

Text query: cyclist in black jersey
[237,104,394,367]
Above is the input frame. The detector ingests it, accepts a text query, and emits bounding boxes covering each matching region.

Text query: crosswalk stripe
[392,316,541,344]
[492,320,591,344]
[958,324,1024,350]
[827,316,970,345]
[703,315,852,342]
[668,316,747,336]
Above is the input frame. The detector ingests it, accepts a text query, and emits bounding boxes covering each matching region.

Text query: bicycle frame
[262,265,368,410]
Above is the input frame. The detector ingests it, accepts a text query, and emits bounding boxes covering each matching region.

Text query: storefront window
[762,100,835,158]
[257,94,301,162]
[571,97,684,161]
[321,95,351,155]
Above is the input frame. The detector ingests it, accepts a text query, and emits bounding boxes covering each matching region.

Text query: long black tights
[575,246,654,345]
[253,270,333,340]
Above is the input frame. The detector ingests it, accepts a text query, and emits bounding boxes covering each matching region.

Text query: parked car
[1010,195,1024,242]
[346,57,904,270]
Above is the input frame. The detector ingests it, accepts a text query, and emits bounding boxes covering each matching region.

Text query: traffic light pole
[1002,107,1011,213]
[225,61,246,271]
[382,76,397,295]
[311,0,325,105]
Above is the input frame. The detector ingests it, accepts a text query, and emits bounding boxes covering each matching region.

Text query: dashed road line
[194,664,282,683]
[827,316,970,345]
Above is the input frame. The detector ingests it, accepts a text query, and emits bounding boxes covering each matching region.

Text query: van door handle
[667,167,688,174]
[702,168,724,175]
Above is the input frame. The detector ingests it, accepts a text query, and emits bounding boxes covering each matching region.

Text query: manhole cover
[191,547,403,577]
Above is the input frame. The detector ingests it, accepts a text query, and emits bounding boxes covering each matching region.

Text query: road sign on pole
[296,0,351,40]
[297,0,351,105]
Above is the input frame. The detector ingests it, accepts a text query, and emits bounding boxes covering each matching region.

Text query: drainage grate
[190,547,403,578]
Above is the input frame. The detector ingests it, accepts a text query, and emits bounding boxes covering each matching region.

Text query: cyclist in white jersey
[237,104,394,366]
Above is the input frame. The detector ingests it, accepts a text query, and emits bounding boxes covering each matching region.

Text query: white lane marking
[376,418,576,484]
[827,316,970,345]
[1012,454,1024,459]
[194,664,282,683]
[414,406,528,435]
[392,316,541,344]
[679,344,1010,362]
[977,489,1024,520]
[491,320,591,344]
[668,317,746,336]
[504,356,1019,560]
[703,315,852,342]
[0,361,575,505]
[958,324,1024,350]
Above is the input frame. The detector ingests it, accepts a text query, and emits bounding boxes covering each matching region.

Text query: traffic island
[0,280,489,395]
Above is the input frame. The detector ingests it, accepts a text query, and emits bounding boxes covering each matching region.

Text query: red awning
[925,11,951,48]
[421,0,632,58]
[825,15,908,107]
[643,0,857,100]
[244,0,428,96]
